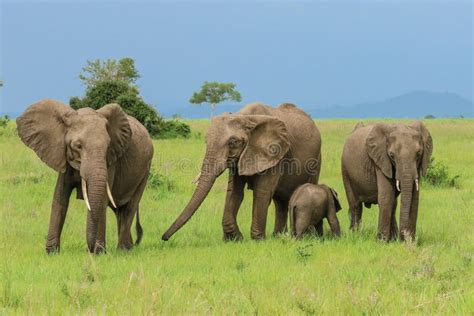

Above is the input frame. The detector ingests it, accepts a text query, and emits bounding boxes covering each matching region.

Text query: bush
[70,58,190,139]
[159,120,191,138]
[0,115,10,128]
[424,114,436,119]
[70,80,190,139]
[422,157,460,188]
[0,115,16,137]
[147,167,175,200]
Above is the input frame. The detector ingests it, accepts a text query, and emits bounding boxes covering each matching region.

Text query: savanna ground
[1,118,473,314]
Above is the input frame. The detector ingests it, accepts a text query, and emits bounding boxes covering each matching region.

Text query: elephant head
[17,99,131,250]
[366,121,432,240]
[162,113,290,240]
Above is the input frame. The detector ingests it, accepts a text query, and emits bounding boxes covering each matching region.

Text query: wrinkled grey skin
[162,102,321,241]
[17,99,153,254]
[341,122,433,241]
[289,184,342,238]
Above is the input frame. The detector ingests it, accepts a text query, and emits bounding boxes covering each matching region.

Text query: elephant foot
[376,232,390,242]
[272,231,284,238]
[250,232,266,240]
[90,242,106,254]
[400,230,415,243]
[272,227,288,237]
[223,230,243,242]
[45,243,60,255]
[349,221,361,231]
[117,242,133,250]
[389,228,399,241]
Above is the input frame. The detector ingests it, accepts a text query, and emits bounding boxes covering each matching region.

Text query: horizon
[1,1,472,118]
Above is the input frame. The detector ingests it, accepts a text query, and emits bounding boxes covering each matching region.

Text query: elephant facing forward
[341,121,433,241]
[162,102,321,241]
[17,100,153,253]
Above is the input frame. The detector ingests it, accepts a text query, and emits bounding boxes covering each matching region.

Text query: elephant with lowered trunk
[162,102,321,241]
[17,99,153,254]
[341,121,433,241]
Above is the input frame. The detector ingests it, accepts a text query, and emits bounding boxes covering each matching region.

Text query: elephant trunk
[82,161,108,252]
[399,173,414,241]
[162,152,226,241]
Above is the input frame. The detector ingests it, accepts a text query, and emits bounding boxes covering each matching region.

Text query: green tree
[70,58,190,139]
[189,81,242,117]
[79,57,140,87]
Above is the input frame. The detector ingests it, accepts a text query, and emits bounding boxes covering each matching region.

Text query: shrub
[159,120,191,138]
[70,58,190,139]
[422,157,460,188]
[147,167,175,192]
[0,115,10,128]
[70,80,190,139]
[424,114,436,119]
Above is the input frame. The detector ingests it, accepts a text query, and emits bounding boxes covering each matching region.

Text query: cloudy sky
[1,0,472,117]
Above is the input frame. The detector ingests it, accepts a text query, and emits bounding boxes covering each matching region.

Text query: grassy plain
[1,119,473,314]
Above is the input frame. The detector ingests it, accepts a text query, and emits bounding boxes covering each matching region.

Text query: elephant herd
[17,99,433,254]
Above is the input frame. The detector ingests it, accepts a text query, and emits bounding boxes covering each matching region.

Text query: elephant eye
[228,138,241,149]
[72,141,82,150]
[388,151,395,159]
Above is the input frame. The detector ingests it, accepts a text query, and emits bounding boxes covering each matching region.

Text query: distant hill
[309,91,473,118]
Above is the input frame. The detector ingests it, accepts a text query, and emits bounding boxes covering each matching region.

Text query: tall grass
[1,119,473,314]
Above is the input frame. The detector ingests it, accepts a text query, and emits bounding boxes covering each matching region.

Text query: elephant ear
[97,104,132,165]
[366,124,393,179]
[411,120,433,176]
[238,115,290,176]
[329,187,342,212]
[16,99,74,173]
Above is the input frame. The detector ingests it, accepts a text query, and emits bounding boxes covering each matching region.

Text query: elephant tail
[135,209,143,245]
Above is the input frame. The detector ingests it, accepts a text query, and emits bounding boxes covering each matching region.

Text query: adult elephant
[162,102,321,241]
[341,122,433,241]
[17,99,153,254]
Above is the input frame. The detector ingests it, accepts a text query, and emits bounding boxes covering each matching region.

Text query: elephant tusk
[192,172,201,185]
[396,180,400,191]
[82,179,91,212]
[106,182,117,208]
[415,179,419,191]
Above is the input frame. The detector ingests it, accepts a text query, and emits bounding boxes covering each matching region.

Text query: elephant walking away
[17,100,154,254]
[289,183,342,238]
[341,122,433,241]
[162,102,322,241]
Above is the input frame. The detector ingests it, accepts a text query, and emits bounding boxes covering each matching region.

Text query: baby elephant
[289,184,342,238]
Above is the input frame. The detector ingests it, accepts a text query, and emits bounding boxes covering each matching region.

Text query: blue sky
[1,0,472,117]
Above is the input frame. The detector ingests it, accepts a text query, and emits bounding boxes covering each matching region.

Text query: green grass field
[1,119,473,314]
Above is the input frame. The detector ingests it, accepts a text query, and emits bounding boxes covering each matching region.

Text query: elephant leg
[116,205,134,250]
[349,202,363,231]
[113,208,121,241]
[376,170,396,241]
[389,199,398,240]
[118,175,147,250]
[46,172,73,254]
[314,221,324,237]
[343,171,362,230]
[273,197,289,236]
[250,172,279,240]
[222,173,245,241]
[327,213,341,237]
